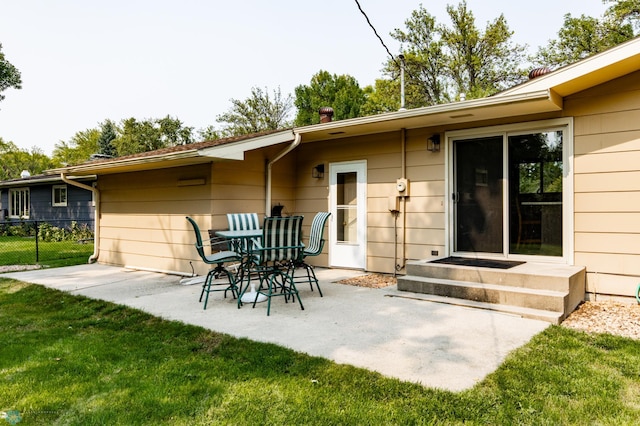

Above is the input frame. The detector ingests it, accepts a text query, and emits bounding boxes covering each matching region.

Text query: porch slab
[2,264,550,392]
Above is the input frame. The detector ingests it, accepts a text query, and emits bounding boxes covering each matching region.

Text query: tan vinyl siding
[295,130,446,273]
[568,70,640,296]
[98,146,296,275]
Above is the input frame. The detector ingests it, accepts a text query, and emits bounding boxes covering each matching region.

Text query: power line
[353,0,402,69]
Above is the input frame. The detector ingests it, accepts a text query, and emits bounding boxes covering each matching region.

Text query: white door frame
[329,160,367,269]
[446,118,574,264]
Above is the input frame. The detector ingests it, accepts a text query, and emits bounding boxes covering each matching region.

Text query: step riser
[406,263,581,292]
[397,278,567,312]
[399,261,586,323]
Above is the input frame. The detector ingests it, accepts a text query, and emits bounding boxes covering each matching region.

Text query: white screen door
[329,161,367,269]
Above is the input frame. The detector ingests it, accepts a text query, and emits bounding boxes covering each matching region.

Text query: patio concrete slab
[2,264,549,391]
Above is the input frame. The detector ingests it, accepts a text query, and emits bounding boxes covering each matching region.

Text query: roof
[0,173,96,189]
[498,35,640,97]
[47,129,295,176]
[46,35,640,177]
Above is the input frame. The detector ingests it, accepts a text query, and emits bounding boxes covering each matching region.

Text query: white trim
[198,130,295,160]
[329,160,367,270]
[498,37,640,97]
[52,184,68,207]
[8,187,30,219]
[446,118,574,264]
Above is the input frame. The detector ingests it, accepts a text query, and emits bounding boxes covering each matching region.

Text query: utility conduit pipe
[61,173,100,263]
[265,132,300,214]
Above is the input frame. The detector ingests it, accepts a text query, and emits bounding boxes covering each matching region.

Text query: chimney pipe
[319,107,334,123]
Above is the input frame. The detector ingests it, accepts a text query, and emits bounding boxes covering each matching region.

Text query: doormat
[430,256,525,269]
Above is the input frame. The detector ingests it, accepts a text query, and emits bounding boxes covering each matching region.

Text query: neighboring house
[48,36,640,321]
[0,173,96,223]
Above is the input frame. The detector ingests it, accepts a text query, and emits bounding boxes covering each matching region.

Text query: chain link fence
[0,219,94,267]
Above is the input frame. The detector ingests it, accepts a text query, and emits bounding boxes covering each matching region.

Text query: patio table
[215,229,267,305]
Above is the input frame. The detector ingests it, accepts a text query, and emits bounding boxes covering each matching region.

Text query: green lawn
[0,236,93,267]
[1,279,639,425]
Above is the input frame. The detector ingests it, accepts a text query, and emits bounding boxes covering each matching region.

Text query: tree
[52,128,101,166]
[0,43,22,104]
[1,138,58,180]
[441,2,527,99]
[366,1,527,113]
[97,120,117,157]
[534,0,639,68]
[216,86,293,136]
[197,125,221,142]
[605,0,640,31]
[294,71,367,126]
[113,116,194,156]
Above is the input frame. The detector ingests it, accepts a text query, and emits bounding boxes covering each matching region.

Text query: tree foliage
[97,120,117,157]
[216,86,293,136]
[0,138,58,180]
[365,2,527,113]
[50,116,195,165]
[0,43,22,104]
[533,0,639,68]
[294,71,367,126]
[52,128,101,166]
[113,116,194,156]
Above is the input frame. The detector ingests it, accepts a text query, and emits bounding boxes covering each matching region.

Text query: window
[52,185,68,207]
[9,188,30,218]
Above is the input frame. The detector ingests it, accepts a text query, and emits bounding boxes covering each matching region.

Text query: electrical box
[396,178,409,196]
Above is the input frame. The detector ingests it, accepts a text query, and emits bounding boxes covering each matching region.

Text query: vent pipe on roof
[399,54,406,111]
[319,107,334,123]
[529,67,552,79]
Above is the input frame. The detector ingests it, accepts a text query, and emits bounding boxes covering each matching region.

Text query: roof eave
[46,130,296,176]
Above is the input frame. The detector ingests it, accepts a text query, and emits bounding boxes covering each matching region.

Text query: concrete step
[406,261,584,292]
[397,260,586,324]
[384,290,564,324]
[397,275,568,314]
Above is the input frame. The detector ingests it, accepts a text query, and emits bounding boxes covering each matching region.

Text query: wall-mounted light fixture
[427,134,441,152]
[312,164,325,179]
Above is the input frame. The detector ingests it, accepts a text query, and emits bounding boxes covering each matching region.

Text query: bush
[37,221,94,243]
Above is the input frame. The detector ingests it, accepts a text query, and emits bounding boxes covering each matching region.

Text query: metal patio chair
[226,213,260,252]
[289,212,331,297]
[240,215,305,316]
[186,216,241,309]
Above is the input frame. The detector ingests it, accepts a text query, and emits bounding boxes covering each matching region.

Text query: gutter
[61,173,100,263]
[265,133,301,214]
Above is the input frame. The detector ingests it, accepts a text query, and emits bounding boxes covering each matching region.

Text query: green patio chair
[240,215,305,316]
[289,212,331,297]
[226,212,260,252]
[186,216,241,309]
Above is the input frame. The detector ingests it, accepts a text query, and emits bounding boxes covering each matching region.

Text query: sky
[0,0,610,156]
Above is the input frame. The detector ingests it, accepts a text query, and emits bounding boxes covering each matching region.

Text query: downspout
[397,128,407,274]
[61,173,100,263]
[265,132,301,214]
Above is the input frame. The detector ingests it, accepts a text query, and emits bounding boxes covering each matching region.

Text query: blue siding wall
[0,182,94,222]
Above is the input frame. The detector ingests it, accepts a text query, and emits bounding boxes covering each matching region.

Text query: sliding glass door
[451,121,567,259]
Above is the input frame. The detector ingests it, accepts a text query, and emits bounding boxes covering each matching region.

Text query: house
[48,36,640,322]
[0,172,96,224]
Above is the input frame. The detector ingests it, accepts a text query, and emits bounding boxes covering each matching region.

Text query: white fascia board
[197,130,295,160]
[295,89,558,134]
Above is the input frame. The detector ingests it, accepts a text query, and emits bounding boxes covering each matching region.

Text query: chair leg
[201,270,216,310]
[200,266,237,310]
[303,263,322,297]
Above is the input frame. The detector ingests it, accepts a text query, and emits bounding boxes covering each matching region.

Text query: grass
[0,236,93,267]
[1,279,639,425]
